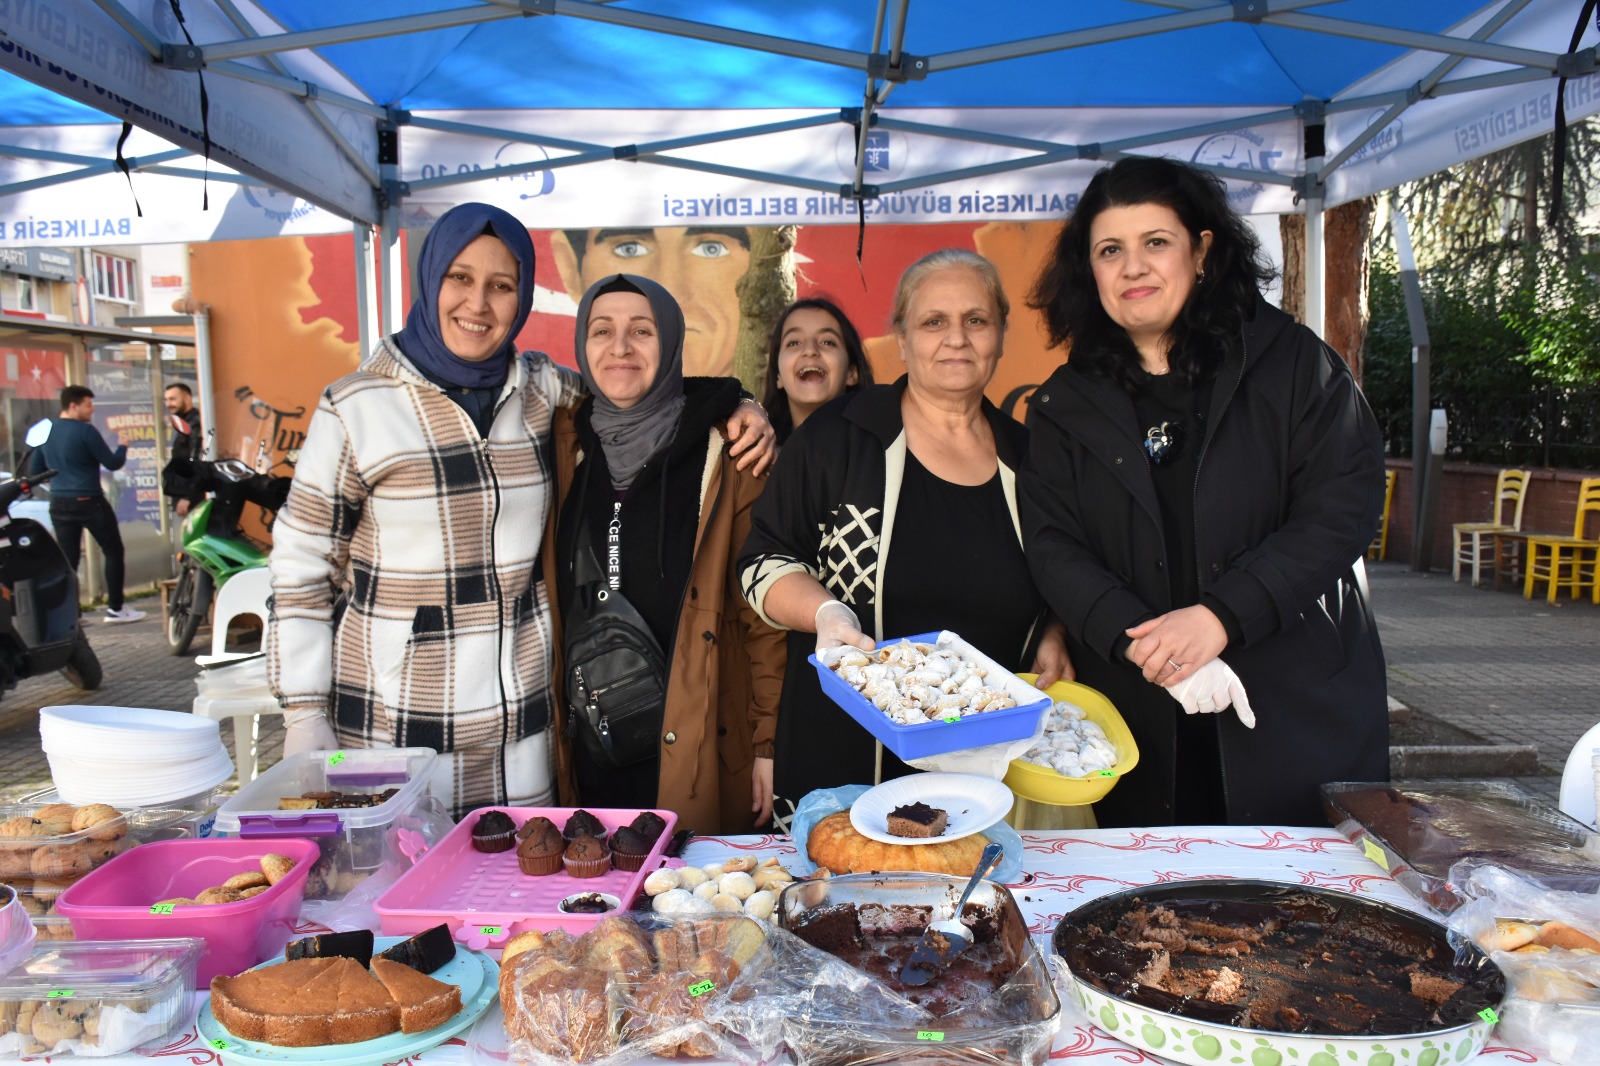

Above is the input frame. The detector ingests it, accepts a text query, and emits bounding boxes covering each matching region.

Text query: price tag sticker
[1361,838,1390,871]
[479,926,502,936]
[687,980,715,997]
[942,715,960,724]
[916,1031,946,1042]
[328,751,347,767]
[1478,1007,1500,1025]
[210,1038,230,1050]
[149,903,175,915]
[45,990,74,999]
[1097,770,1117,777]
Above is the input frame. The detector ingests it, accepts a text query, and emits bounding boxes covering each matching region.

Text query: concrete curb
[1390,744,1541,778]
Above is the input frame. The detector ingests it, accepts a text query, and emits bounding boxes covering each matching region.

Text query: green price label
[687,980,715,997]
[1478,1007,1500,1025]
[210,1038,229,1050]
[479,926,502,936]
[45,990,74,999]
[942,715,960,724]
[916,1031,946,1042]
[1362,837,1390,871]
[1097,770,1117,777]
[149,903,175,915]
[328,751,347,766]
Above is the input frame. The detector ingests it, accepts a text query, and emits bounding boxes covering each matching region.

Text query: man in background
[551,225,750,377]
[39,386,146,623]
[163,382,203,518]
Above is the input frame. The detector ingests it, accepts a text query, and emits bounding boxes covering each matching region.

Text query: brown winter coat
[543,408,785,834]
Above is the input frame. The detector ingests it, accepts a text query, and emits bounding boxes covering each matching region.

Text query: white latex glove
[814,600,874,655]
[282,706,339,757]
[1165,660,1256,729]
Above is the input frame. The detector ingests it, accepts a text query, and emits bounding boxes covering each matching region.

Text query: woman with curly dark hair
[760,297,874,444]
[1021,156,1389,827]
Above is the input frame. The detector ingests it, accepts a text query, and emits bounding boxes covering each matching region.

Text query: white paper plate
[849,772,1013,845]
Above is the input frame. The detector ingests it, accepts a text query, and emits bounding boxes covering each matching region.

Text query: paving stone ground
[1,560,1593,810]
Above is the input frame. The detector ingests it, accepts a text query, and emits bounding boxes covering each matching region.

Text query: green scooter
[165,455,291,655]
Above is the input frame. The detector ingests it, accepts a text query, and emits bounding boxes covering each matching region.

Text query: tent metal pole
[88,0,162,58]
[354,225,378,360]
[0,150,190,199]
[925,0,1346,72]
[201,7,517,62]
[1331,65,1548,114]
[407,115,605,153]
[209,61,389,119]
[1304,181,1326,341]
[1264,12,1563,71]
[378,205,403,338]
[192,311,217,462]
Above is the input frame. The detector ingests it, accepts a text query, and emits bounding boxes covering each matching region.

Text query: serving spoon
[899,840,1004,987]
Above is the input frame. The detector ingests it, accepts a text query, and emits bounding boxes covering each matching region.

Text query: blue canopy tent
[1,0,1596,349]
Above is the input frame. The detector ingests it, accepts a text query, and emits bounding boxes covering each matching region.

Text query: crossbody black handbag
[562,507,668,768]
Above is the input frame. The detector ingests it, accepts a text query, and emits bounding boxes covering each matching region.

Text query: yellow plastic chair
[1523,477,1600,604]
[1368,469,1397,562]
[1452,468,1530,586]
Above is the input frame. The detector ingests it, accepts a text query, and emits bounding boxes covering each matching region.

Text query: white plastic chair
[1557,721,1600,829]
[191,568,283,782]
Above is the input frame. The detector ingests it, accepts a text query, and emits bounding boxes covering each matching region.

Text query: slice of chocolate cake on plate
[887,802,948,838]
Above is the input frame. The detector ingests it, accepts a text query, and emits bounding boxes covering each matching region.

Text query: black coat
[1019,300,1389,827]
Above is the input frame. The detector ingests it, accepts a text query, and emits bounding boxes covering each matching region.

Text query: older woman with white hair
[739,249,1071,823]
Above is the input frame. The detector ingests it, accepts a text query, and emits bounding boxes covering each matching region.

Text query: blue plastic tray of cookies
[808,631,1050,761]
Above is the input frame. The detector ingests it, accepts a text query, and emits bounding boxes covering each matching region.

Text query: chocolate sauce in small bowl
[559,891,620,914]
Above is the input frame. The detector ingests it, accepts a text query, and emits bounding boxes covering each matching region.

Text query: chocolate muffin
[517,823,565,876]
[563,833,611,879]
[470,810,516,853]
[608,826,652,871]
[564,809,607,842]
[517,815,560,842]
[629,810,667,845]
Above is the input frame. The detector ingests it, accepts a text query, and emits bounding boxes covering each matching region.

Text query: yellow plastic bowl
[1003,676,1139,806]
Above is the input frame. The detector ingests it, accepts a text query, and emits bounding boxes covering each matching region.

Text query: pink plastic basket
[374,806,676,952]
[55,837,320,985]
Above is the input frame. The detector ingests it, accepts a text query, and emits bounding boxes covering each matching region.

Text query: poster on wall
[86,360,161,525]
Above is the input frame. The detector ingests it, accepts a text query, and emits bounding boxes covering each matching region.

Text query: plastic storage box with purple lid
[212,747,441,899]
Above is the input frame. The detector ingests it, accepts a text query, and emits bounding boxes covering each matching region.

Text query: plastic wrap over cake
[776,872,1061,1065]
[496,912,922,1064]
[1447,862,1600,1064]
[1322,781,1600,912]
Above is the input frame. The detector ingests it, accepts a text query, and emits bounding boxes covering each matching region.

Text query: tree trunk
[732,225,798,396]
[1324,197,1375,384]
[1279,214,1305,324]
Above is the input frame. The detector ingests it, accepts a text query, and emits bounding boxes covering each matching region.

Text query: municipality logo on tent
[1345,112,1404,167]
[836,129,904,178]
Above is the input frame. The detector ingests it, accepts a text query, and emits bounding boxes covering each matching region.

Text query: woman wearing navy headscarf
[268,205,774,815]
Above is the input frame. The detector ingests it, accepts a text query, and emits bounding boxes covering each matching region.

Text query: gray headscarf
[574,273,686,491]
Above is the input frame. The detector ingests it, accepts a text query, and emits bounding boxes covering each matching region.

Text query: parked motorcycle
[0,420,101,694]
[164,452,291,655]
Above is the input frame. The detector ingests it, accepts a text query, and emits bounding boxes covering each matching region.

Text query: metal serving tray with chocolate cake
[1053,879,1506,1066]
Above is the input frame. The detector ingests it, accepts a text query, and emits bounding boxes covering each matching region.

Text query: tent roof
[0,0,1595,241]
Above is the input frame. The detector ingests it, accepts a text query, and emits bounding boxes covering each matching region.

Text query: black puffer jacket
[1019,299,1389,827]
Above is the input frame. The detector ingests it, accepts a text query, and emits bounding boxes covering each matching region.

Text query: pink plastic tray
[55,837,320,985]
[373,806,677,952]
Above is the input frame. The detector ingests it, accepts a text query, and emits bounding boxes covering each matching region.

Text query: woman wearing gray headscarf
[547,274,786,834]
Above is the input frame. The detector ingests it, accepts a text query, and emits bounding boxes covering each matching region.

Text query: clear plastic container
[54,837,319,985]
[0,792,209,942]
[0,937,203,1058]
[212,747,440,900]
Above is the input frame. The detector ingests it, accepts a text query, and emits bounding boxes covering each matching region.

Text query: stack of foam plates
[40,706,235,807]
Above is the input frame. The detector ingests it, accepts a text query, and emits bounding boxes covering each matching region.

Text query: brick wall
[1379,461,1599,573]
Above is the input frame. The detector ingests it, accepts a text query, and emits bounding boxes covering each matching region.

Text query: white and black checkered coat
[268,338,583,815]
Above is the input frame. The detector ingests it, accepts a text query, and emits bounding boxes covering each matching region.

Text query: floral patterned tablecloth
[120,827,1546,1065]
